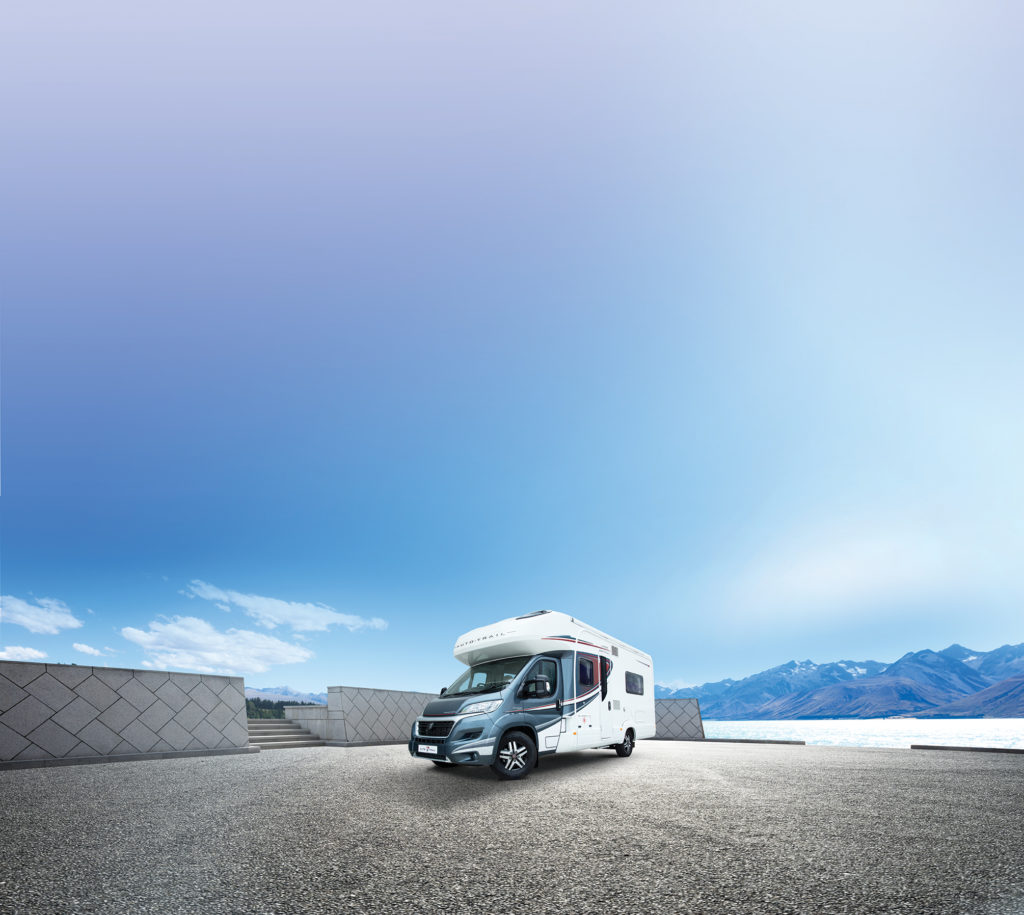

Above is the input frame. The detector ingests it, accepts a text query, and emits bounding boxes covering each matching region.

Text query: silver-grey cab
[408,610,656,780]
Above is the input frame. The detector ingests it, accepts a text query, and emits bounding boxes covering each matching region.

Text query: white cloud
[73,643,104,657]
[186,581,388,633]
[0,646,47,661]
[0,595,84,634]
[121,616,313,675]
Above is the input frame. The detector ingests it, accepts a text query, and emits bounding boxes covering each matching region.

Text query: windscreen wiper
[469,681,506,694]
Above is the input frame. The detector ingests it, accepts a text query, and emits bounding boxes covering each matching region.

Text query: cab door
[515,657,562,750]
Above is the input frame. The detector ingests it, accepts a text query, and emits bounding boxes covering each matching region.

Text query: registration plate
[418,744,438,755]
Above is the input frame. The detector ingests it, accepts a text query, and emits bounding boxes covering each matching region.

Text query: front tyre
[491,730,537,780]
[614,729,635,757]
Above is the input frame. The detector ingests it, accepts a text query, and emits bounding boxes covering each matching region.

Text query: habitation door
[570,652,602,747]
[599,656,616,742]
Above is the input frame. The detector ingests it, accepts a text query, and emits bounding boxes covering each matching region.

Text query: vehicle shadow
[401,748,626,809]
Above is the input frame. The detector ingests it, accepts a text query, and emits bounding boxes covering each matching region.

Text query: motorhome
[408,610,656,779]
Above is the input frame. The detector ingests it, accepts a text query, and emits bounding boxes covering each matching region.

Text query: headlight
[461,699,501,716]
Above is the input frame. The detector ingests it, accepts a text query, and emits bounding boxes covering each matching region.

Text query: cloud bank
[0,595,84,635]
[121,616,313,675]
[186,581,387,633]
[0,646,47,661]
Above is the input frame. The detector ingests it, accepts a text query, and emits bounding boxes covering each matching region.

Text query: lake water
[702,718,1024,749]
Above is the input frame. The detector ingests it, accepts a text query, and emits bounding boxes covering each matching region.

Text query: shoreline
[701,716,1024,751]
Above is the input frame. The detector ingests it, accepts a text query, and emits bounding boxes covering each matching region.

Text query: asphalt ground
[1,741,1022,915]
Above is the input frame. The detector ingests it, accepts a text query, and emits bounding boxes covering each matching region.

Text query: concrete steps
[247,719,325,750]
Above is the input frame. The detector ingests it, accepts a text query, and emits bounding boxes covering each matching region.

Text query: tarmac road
[1,740,1022,915]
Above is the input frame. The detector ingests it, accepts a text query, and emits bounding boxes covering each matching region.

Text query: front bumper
[408,714,497,766]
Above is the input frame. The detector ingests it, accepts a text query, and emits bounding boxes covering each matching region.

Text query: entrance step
[247,718,325,750]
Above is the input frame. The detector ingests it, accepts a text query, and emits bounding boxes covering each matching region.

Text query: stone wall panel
[654,698,705,740]
[0,660,251,768]
[287,690,708,745]
[284,686,437,745]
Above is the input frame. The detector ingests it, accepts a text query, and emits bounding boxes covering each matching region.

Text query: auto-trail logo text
[455,631,509,649]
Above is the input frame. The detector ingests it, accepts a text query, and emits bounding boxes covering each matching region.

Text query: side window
[521,659,558,699]
[578,656,595,689]
[625,672,644,695]
[600,657,611,700]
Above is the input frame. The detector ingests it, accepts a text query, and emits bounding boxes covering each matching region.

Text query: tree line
[246,698,322,719]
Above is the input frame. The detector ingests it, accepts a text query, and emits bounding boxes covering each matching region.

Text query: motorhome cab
[408,610,656,779]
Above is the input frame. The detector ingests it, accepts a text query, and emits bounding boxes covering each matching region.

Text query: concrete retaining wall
[654,698,705,739]
[0,660,253,769]
[285,685,436,745]
[288,688,706,745]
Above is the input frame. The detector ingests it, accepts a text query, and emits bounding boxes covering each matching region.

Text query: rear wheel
[431,760,456,768]
[491,730,537,780]
[615,729,634,757]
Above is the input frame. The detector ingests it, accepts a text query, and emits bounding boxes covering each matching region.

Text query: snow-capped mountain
[656,657,885,718]
[966,642,1024,681]
[656,642,1024,719]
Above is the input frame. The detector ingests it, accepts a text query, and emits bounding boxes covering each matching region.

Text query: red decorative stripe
[542,636,610,652]
[511,702,560,712]
[568,685,600,703]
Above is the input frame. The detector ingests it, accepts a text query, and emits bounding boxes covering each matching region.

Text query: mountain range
[244,685,328,705]
[655,642,1024,719]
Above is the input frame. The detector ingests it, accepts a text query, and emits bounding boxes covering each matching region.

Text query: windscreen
[445,656,531,698]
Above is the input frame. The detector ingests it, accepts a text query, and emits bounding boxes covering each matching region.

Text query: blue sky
[2,3,1022,694]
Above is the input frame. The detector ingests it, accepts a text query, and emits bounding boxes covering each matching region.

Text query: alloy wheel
[499,739,528,771]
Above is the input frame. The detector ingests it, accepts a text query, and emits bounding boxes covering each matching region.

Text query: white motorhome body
[408,610,656,779]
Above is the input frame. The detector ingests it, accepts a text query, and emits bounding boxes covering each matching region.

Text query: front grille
[418,720,454,738]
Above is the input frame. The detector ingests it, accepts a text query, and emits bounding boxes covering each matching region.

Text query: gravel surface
[1,740,1022,914]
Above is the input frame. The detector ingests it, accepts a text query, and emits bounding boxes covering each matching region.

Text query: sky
[2,2,1022,695]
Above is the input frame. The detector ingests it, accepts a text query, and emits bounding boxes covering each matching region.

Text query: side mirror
[439,687,447,696]
[521,676,554,699]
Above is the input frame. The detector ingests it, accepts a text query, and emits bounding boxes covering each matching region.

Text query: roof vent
[515,610,551,620]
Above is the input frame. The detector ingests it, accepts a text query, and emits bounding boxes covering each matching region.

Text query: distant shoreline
[702,714,1024,721]
[701,717,1024,750]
